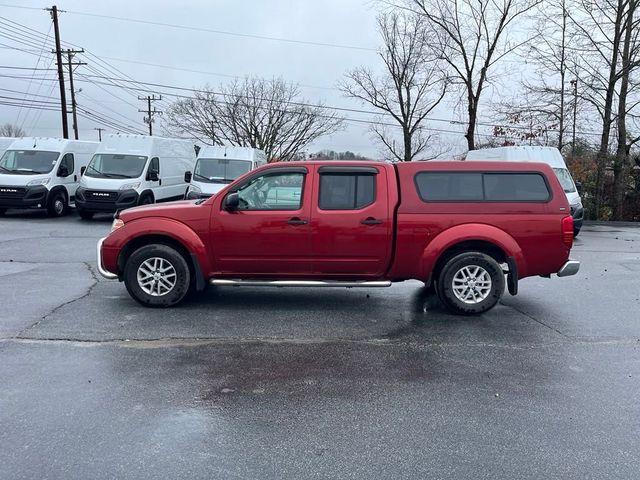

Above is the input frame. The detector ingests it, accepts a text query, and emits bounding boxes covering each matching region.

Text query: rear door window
[319,173,376,210]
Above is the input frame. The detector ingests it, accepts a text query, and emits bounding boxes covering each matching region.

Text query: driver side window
[236,172,304,211]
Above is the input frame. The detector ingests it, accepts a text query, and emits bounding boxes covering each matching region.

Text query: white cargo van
[465,146,584,235]
[76,134,197,219]
[0,137,99,217]
[184,146,267,199]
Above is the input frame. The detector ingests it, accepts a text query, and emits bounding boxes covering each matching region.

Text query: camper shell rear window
[415,171,551,202]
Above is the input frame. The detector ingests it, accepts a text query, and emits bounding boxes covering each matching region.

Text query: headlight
[27,178,51,186]
[119,182,140,191]
[111,218,124,232]
[186,185,202,199]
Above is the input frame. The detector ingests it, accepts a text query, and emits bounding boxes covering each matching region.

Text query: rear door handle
[361,217,383,225]
[287,217,308,226]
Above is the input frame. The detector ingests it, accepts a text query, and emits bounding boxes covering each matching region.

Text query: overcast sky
[0,0,510,158]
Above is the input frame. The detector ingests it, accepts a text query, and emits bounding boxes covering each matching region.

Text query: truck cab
[0,137,99,217]
[184,146,267,200]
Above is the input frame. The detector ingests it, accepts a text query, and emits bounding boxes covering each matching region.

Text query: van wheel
[77,208,94,220]
[138,193,154,206]
[437,252,505,315]
[124,244,191,308]
[47,191,67,217]
[0,208,6,216]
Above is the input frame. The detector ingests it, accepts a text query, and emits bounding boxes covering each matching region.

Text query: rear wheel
[47,190,67,217]
[437,252,505,315]
[77,208,94,220]
[0,208,6,216]
[124,244,191,307]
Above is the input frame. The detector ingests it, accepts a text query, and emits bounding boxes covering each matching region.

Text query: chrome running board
[210,279,392,288]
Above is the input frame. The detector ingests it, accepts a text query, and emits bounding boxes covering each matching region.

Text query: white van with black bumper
[76,134,197,219]
[0,137,99,217]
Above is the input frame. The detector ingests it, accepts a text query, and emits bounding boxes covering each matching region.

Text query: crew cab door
[310,166,392,277]
[211,167,312,275]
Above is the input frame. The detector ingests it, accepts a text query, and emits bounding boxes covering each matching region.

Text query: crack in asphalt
[2,335,638,349]
[501,301,569,338]
[14,262,99,337]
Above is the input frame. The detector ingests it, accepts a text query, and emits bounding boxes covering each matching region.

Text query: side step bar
[210,279,392,288]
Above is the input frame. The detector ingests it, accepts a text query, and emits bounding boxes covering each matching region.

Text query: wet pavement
[0,211,639,479]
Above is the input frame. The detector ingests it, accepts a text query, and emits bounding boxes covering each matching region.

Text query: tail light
[562,215,574,249]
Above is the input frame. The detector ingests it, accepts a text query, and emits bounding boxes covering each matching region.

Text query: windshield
[0,150,59,175]
[85,154,148,179]
[193,158,252,183]
[553,167,576,193]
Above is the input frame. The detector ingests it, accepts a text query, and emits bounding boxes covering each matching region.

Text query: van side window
[149,157,159,174]
[58,153,74,177]
[415,172,550,202]
[319,173,376,210]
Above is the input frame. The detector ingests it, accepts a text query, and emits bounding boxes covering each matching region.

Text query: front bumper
[571,205,584,229]
[557,259,580,277]
[0,185,49,209]
[97,237,118,279]
[76,188,139,213]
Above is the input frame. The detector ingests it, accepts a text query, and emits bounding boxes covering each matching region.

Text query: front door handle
[74,174,77,182]
[287,217,308,226]
[361,217,383,225]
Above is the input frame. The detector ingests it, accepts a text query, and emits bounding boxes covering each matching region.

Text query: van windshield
[85,154,148,179]
[553,167,576,193]
[0,150,59,175]
[193,158,252,183]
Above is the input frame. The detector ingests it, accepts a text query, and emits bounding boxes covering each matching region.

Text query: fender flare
[420,223,527,280]
[113,217,210,288]
[47,185,68,206]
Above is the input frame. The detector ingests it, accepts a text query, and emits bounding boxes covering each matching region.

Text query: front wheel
[47,191,67,217]
[437,252,505,315]
[124,244,191,307]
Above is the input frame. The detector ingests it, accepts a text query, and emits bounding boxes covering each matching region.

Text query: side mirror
[58,165,69,177]
[80,166,86,176]
[148,171,159,182]
[224,192,240,211]
[575,181,582,194]
[184,171,192,183]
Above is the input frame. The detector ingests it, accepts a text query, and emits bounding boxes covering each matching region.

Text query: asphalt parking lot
[0,211,639,479]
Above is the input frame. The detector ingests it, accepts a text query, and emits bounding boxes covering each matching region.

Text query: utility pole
[138,95,162,135]
[571,78,578,154]
[66,48,86,140]
[46,5,68,139]
[94,127,105,141]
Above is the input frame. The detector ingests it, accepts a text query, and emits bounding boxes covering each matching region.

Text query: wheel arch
[421,224,526,285]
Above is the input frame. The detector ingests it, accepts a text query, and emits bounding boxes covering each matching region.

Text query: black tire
[437,252,505,315]
[77,208,94,220]
[124,244,191,307]
[47,190,67,217]
[0,208,6,216]
[138,193,154,206]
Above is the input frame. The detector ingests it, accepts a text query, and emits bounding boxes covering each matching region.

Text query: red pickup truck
[97,160,579,314]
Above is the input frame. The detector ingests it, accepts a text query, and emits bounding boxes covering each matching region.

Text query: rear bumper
[97,237,118,279]
[557,259,580,277]
[0,185,49,209]
[76,188,139,213]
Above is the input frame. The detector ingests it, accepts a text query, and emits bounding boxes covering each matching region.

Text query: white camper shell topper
[0,137,99,217]
[464,146,584,236]
[76,134,197,219]
[184,146,267,199]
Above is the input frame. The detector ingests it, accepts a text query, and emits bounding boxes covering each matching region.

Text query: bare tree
[0,123,26,137]
[496,0,578,150]
[340,11,447,161]
[409,0,541,150]
[164,77,343,161]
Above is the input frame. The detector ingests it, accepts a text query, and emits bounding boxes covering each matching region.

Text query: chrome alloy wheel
[54,198,64,215]
[451,265,492,304]
[137,257,177,296]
